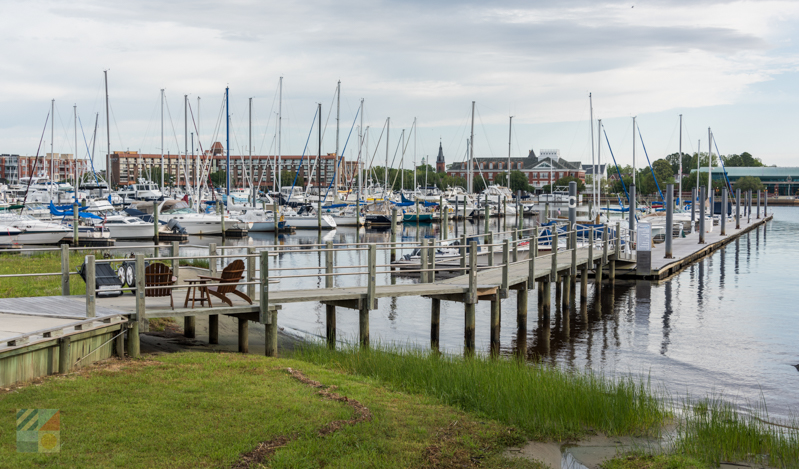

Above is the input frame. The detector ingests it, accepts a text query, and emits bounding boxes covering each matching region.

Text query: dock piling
[60,244,70,296]
[550,229,558,282]
[238,318,249,353]
[513,229,519,262]
[326,304,336,349]
[58,336,71,373]
[487,232,494,267]
[501,239,509,298]
[699,186,706,244]
[390,208,397,262]
[171,242,180,284]
[580,267,588,299]
[209,243,218,276]
[721,189,728,236]
[691,188,696,232]
[246,247,255,300]
[325,241,334,288]
[431,298,440,351]
[629,184,636,233]
[528,230,537,289]
[421,239,429,283]
[490,298,501,357]
[135,254,147,333]
[757,191,761,219]
[736,189,741,229]
[748,190,752,223]
[127,322,140,359]
[468,242,477,304]
[428,239,436,283]
[665,184,674,257]
[516,286,528,359]
[85,255,96,318]
[72,203,79,245]
[153,201,160,246]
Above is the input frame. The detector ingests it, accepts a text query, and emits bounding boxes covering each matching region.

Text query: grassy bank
[293,344,799,469]
[0,251,89,298]
[0,353,541,469]
[293,343,667,441]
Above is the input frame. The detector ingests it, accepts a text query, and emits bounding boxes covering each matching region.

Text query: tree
[652,159,676,185]
[551,176,585,192]
[664,152,694,176]
[494,170,531,192]
[209,170,226,188]
[148,168,175,187]
[281,170,303,188]
[733,176,765,192]
[721,152,764,167]
[473,176,487,193]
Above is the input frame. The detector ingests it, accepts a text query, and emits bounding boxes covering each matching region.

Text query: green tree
[473,176,487,193]
[652,159,676,184]
[494,170,531,192]
[721,152,764,167]
[148,168,175,187]
[209,170,226,188]
[733,176,765,192]
[281,170,303,188]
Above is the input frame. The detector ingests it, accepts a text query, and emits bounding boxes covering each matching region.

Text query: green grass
[292,343,668,441]
[600,452,704,469]
[0,251,91,298]
[0,353,544,469]
[675,397,799,468]
[179,258,210,269]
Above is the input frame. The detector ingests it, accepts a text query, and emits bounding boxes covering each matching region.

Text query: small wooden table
[184,278,212,308]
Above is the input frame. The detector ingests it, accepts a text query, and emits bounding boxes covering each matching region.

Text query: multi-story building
[0,153,89,183]
[108,142,358,189]
[446,149,585,190]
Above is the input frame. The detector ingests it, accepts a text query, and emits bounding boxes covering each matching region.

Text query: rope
[636,123,665,203]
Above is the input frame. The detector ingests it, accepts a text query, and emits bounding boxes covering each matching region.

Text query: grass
[292,343,668,441]
[179,258,210,269]
[675,397,799,468]
[600,452,704,469]
[0,251,90,298]
[0,353,544,469]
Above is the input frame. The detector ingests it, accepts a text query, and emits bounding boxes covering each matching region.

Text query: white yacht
[97,215,167,239]
[282,205,336,229]
[140,200,250,235]
[116,180,163,202]
[0,214,72,244]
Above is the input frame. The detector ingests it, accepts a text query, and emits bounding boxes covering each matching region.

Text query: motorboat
[0,226,21,245]
[96,215,168,239]
[281,205,336,230]
[0,214,72,244]
[143,200,249,235]
[233,207,286,232]
[116,179,163,202]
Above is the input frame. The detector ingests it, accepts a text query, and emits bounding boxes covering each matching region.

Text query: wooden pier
[0,206,775,386]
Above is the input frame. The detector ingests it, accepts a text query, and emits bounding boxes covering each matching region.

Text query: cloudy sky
[1,0,798,171]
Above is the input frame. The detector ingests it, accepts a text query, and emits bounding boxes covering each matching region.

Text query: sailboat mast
[335,80,340,195]
[632,116,636,188]
[469,101,475,193]
[696,139,700,190]
[507,115,512,188]
[597,118,602,215]
[50,99,54,191]
[708,128,712,201]
[413,118,417,193]
[385,117,390,193]
[278,76,283,191]
[358,98,363,202]
[74,104,77,199]
[678,114,683,202]
[104,70,111,191]
[317,103,322,201]
[183,94,187,193]
[589,93,596,210]
[225,86,230,195]
[160,90,165,190]
[249,97,253,204]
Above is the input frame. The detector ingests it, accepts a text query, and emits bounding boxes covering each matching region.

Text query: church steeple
[435,140,445,173]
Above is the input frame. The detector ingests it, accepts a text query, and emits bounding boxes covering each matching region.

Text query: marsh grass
[676,396,799,468]
[293,342,668,441]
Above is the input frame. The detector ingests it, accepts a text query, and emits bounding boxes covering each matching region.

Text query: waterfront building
[0,153,88,183]
[694,166,799,196]
[108,142,357,189]
[445,148,585,189]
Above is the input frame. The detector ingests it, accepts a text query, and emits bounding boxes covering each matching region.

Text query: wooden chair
[145,262,176,309]
[198,259,253,307]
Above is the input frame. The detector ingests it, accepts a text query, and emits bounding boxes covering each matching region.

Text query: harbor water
[145,206,798,419]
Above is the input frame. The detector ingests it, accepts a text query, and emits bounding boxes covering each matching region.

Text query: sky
[1,0,798,171]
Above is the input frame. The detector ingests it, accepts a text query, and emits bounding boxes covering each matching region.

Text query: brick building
[0,153,89,183]
[108,142,357,189]
[446,149,585,189]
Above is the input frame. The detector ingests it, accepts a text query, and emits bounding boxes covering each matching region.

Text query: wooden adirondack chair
[198,259,253,307]
[145,262,176,309]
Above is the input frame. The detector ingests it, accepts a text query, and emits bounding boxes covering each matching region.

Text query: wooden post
[464,302,475,356]
[220,202,226,238]
[602,225,609,267]
[265,307,278,357]
[442,206,448,240]
[580,267,588,298]
[571,224,577,277]
[209,243,218,276]
[85,255,96,318]
[114,325,125,357]
[390,208,398,262]
[325,241,334,288]
[326,304,336,350]
[72,203,79,245]
[125,323,140,361]
[58,336,71,373]
[135,254,147,333]
[421,239,429,283]
[428,239,436,283]
[490,298,500,357]
[61,244,70,296]
[484,200,489,233]
[238,318,249,353]
[542,281,551,319]
[516,286,528,359]
[362,244,376,348]
[431,298,440,351]
[259,251,270,324]
[501,239,509,298]
[562,273,570,309]
[550,229,558,282]
[468,241,477,304]
[513,229,519,262]
[153,200,160,245]
[487,232,494,267]
[171,241,180,285]
[246,247,255,300]
[528,231,537,289]
[460,233,467,269]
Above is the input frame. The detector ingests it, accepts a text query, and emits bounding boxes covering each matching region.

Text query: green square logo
[16,409,60,453]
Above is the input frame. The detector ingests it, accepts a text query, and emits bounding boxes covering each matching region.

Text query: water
[183,207,798,419]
